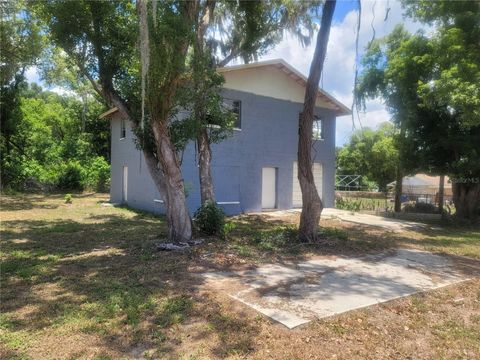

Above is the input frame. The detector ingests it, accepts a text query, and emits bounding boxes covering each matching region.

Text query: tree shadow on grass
[0,192,105,212]
[0,211,264,358]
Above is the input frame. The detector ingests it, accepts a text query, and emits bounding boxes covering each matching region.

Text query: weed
[156,296,193,328]
[64,193,73,204]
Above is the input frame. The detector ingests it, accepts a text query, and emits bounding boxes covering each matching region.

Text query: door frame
[122,166,128,203]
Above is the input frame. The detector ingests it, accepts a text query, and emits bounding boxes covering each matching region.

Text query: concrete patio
[202,249,471,329]
[265,208,430,232]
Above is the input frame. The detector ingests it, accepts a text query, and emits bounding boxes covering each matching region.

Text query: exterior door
[262,167,276,209]
[292,162,323,207]
[122,166,128,203]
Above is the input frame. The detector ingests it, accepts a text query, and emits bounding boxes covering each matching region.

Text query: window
[224,99,242,129]
[313,117,323,140]
[120,119,126,139]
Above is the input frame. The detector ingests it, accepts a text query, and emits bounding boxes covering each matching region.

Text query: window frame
[224,98,242,130]
[312,116,324,140]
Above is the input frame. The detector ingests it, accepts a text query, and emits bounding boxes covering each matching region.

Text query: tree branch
[217,48,239,67]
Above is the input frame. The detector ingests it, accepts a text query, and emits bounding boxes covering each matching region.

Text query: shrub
[335,196,361,211]
[403,202,438,214]
[83,156,110,192]
[64,193,72,204]
[57,161,84,190]
[193,201,226,236]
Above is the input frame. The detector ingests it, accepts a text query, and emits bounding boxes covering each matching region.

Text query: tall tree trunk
[152,121,192,242]
[438,174,445,215]
[136,0,195,242]
[197,129,216,203]
[452,181,480,221]
[194,0,216,204]
[298,0,336,242]
[394,166,402,212]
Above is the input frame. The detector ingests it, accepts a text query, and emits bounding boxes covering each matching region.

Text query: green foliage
[335,197,362,212]
[337,122,398,191]
[57,161,84,190]
[357,2,480,218]
[335,196,387,212]
[1,83,110,192]
[1,1,45,189]
[222,221,237,239]
[251,225,298,250]
[64,193,72,204]
[193,201,226,236]
[83,157,111,192]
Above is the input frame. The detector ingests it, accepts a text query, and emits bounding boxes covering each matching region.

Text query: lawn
[1,193,479,359]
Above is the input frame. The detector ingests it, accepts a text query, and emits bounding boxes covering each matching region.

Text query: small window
[313,117,323,140]
[224,99,242,129]
[120,119,126,139]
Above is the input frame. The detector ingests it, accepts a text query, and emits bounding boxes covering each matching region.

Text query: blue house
[101,59,350,215]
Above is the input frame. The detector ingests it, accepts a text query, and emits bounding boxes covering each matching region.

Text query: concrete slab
[202,249,471,329]
[264,208,429,232]
[321,208,428,231]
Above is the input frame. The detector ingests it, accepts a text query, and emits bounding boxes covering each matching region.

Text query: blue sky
[26,0,423,147]
[259,0,424,146]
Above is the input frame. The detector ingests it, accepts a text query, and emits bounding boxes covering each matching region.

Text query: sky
[25,0,425,147]
[258,0,425,146]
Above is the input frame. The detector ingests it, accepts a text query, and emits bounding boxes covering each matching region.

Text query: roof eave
[99,107,119,119]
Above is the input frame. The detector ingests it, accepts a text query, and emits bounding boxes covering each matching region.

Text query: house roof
[100,58,350,119]
[388,174,452,188]
[218,59,351,116]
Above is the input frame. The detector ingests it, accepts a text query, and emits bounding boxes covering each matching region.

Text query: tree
[337,122,399,192]
[298,0,336,241]
[33,0,197,241]
[358,1,480,220]
[403,0,480,220]
[1,0,44,188]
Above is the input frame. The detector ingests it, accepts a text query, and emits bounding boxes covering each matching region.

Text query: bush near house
[193,201,226,236]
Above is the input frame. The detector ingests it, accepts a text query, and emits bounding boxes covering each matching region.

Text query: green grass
[156,296,193,328]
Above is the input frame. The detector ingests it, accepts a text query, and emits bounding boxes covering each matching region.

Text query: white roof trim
[218,59,351,116]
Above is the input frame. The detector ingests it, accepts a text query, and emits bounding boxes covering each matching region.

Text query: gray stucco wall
[110,89,337,215]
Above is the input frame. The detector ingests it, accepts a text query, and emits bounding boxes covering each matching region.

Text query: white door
[292,162,323,207]
[262,167,276,209]
[122,166,128,203]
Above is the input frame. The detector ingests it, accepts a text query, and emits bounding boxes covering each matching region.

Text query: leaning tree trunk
[298,0,336,242]
[197,128,216,203]
[152,121,192,242]
[452,181,480,221]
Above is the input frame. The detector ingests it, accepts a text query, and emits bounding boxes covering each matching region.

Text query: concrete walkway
[322,208,430,231]
[203,249,472,329]
[266,208,428,232]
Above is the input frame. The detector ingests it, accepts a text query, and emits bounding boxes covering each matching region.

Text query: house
[101,59,350,215]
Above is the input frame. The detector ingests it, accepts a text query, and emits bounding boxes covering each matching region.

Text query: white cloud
[260,0,425,146]
[25,66,40,84]
[50,86,76,96]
